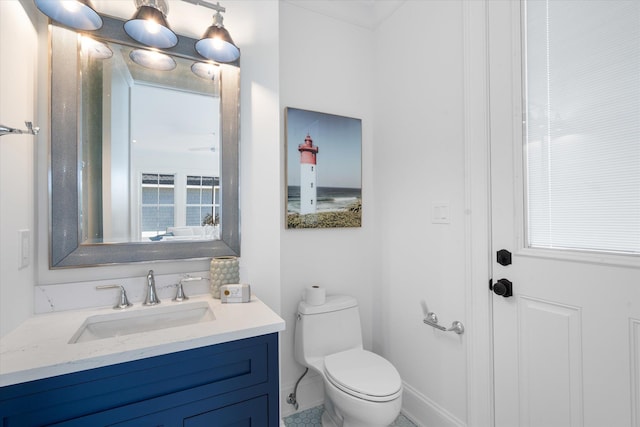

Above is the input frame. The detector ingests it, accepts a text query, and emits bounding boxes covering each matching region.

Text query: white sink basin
[69,302,215,343]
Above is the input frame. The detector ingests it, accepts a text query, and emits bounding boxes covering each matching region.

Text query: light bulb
[61,0,81,13]
[144,19,161,34]
[211,38,224,50]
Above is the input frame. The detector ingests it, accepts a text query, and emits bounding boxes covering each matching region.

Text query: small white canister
[210,256,240,298]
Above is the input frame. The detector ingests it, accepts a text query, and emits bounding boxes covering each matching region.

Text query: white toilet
[294,294,403,427]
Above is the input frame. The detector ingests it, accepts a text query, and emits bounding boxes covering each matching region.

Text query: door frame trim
[463,0,494,425]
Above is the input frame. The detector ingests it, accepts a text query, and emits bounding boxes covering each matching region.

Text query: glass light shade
[129,49,176,71]
[81,37,113,59]
[124,5,177,49]
[191,62,219,81]
[195,25,240,64]
[34,0,103,31]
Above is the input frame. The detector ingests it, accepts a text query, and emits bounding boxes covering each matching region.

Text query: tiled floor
[283,405,417,427]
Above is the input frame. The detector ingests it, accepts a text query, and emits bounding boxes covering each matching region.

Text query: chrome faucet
[143,270,161,305]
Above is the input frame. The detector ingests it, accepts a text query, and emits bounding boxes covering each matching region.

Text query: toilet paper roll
[304,285,326,306]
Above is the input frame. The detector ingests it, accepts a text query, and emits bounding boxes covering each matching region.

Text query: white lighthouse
[298,133,319,214]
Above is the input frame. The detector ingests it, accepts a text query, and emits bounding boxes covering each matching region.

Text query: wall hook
[0,121,40,137]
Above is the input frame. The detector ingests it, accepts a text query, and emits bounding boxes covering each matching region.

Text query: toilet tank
[294,295,363,366]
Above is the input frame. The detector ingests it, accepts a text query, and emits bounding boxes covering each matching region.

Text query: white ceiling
[94,1,406,33]
[282,0,406,30]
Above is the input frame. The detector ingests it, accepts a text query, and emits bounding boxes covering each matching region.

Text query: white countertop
[0,294,285,387]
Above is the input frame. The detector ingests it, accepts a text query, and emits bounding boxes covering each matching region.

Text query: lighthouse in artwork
[298,133,319,214]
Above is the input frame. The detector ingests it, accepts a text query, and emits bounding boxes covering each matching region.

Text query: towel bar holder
[423,312,465,335]
[0,121,40,137]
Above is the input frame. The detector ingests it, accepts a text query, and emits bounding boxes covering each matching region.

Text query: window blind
[525,0,640,254]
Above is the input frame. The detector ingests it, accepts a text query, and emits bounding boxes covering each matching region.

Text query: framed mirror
[49,16,240,268]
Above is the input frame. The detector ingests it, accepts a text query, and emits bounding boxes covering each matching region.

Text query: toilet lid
[324,349,402,402]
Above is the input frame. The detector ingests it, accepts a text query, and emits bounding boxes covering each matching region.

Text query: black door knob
[493,278,513,297]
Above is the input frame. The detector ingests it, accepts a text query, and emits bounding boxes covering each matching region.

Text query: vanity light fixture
[129,48,177,71]
[34,0,103,31]
[34,0,240,64]
[194,2,240,64]
[124,0,177,49]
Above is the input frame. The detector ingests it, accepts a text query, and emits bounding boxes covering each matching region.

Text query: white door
[489,1,640,426]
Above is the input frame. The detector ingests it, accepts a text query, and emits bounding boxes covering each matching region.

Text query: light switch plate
[431,202,450,224]
[19,229,30,269]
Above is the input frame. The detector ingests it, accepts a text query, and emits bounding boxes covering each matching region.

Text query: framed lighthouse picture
[285,107,362,229]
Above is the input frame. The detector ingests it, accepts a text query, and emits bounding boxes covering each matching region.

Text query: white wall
[0,1,38,337]
[373,1,470,425]
[231,0,282,314]
[278,1,376,415]
[372,1,494,425]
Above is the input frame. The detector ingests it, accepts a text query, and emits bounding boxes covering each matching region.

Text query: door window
[524,0,640,255]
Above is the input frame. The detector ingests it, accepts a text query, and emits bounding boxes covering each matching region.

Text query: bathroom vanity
[0,295,285,426]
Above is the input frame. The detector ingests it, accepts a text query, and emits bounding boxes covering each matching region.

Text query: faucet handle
[97,285,133,310]
[173,276,203,302]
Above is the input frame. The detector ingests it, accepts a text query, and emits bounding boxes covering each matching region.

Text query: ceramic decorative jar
[210,256,240,298]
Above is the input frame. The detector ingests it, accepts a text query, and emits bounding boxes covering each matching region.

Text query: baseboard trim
[401,381,466,427]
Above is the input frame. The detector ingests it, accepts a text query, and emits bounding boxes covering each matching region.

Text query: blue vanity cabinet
[0,333,279,426]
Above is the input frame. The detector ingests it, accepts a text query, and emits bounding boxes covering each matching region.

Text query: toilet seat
[324,349,402,402]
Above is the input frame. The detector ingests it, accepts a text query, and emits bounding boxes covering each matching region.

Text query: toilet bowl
[322,348,402,427]
[294,295,403,427]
